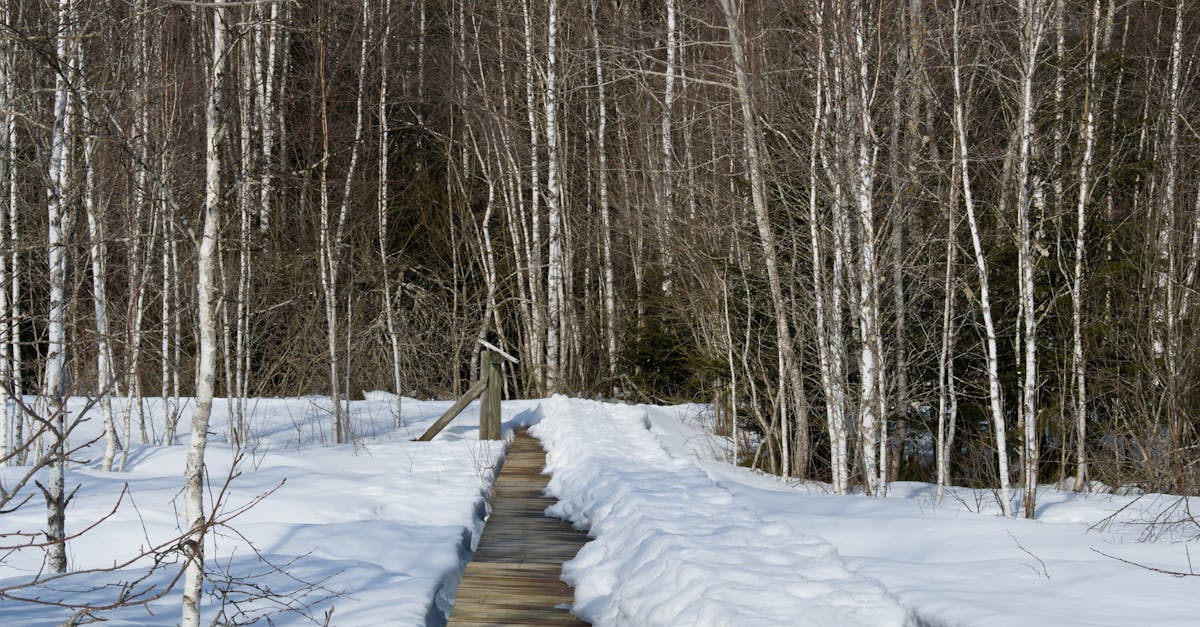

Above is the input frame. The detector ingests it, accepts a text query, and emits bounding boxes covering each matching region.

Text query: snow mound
[531,396,910,627]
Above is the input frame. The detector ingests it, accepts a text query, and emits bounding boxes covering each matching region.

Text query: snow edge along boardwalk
[448,429,591,626]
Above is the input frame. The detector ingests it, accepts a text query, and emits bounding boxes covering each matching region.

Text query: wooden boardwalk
[448,429,591,626]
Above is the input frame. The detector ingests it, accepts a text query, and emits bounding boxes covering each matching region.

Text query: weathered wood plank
[448,429,590,626]
[414,376,488,441]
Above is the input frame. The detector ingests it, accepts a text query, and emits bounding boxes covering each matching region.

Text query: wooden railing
[416,344,516,441]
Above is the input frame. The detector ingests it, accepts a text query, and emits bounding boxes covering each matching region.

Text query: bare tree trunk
[182,1,228,623]
[376,0,404,426]
[719,0,804,478]
[318,1,369,442]
[161,190,178,444]
[544,0,563,392]
[1016,0,1048,519]
[808,2,848,492]
[0,0,11,466]
[41,0,74,573]
[522,0,546,392]
[936,161,960,502]
[6,0,20,461]
[657,0,677,295]
[952,0,1012,516]
[78,62,120,472]
[1159,0,1185,487]
[591,0,616,385]
[851,3,885,495]
[1071,0,1102,491]
[256,0,280,235]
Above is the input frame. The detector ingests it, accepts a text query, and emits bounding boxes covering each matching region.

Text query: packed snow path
[448,429,589,625]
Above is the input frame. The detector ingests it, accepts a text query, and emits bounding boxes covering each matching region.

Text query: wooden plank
[448,429,590,626]
[414,376,488,441]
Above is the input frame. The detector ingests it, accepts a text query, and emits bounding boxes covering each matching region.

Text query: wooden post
[479,351,502,440]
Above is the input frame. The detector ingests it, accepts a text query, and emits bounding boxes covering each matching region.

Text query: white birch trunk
[657,0,677,295]
[0,0,11,466]
[1071,0,1102,491]
[522,0,546,392]
[376,0,404,426]
[720,0,798,478]
[78,66,120,472]
[42,0,74,573]
[808,2,848,492]
[1016,0,1047,519]
[591,0,617,384]
[852,5,885,496]
[936,180,959,502]
[5,2,19,460]
[544,0,563,392]
[6,19,16,409]
[257,0,280,235]
[161,194,179,444]
[952,0,1013,515]
[1153,1,1182,363]
[181,2,227,623]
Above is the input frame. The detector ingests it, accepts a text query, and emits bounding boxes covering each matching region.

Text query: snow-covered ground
[4,394,1198,626]
[535,396,1199,626]
[0,395,536,626]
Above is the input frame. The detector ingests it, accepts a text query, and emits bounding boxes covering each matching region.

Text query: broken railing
[415,341,517,442]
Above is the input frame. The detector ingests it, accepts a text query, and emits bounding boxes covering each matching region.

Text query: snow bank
[531,396,910,626]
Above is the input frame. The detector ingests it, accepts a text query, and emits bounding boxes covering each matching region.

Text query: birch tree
[41,0,74,573]
[544,0,563,392]
[590,0,616,383]
[181,1,228,623]
[1016,0,1048,519]
[719,0,805,478]
[1070,0,1103,491]
[952,0,1013,515]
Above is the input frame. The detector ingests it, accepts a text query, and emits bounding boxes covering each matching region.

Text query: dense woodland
[3,0,1200,537]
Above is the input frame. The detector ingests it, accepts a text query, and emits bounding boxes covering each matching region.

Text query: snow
[638,402,1200,627]
[5,393,1200,626]
[531,396,910,626]
[0,394,535,626]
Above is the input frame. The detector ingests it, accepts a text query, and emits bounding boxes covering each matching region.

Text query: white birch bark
[42,0,74,573]
[952,0,1013,516]
[808,13,848,492]
[256,0,280,235]
[376,0,404,426]
[78,63,120,472]
[591,0,617,384]
[852,4,885,495]
[123,0,150,457]
[181,1,228,622]
[1071,0,1102,491]
[522,0,546,392]
[544,0,563,392]
[1016,0,1047,519]
[6,0,18,456]
[0,0,11,466]
[161,197,176,444]
[1154,1,1182,363]
[658,0,677,295]
[6,13,16,412]
[936,173,959,502]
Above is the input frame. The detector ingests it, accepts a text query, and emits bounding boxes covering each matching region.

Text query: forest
[2,0,1200,559]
